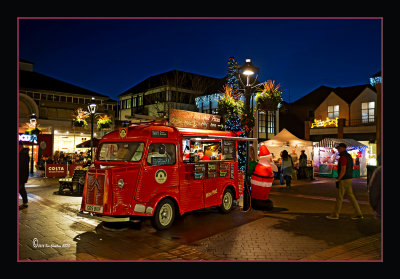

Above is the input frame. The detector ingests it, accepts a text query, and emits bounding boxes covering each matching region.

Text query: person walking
[299,150,307,179]
[19,142,30,209]
[326,143,363,220]
[281,150,293,189]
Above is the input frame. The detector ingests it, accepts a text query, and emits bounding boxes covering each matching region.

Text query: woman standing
[281,150,294,189]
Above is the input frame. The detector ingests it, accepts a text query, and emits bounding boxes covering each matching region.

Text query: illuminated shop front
[313,138,367,177]
[53,130,96,154]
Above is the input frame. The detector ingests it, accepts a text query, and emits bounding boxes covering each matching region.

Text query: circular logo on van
[119,127,127,138]
[155,169,167,184]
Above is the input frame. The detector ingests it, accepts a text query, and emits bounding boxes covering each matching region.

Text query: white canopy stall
[261,128,313,165]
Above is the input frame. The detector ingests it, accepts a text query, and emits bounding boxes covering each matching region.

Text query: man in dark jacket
[19,142,30,209]
[326,143,363,220]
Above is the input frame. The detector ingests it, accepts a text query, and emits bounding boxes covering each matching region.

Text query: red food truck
[79,121,255,230]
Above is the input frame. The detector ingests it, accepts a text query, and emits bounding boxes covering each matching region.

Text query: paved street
[18,175,382,261]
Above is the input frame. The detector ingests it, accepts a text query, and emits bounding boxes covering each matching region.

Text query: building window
[132,97,137,108]
[362,102,375,123]
[328,105,339,119]
[126,98,131,109]
[138,95,143,106]
[258,111,266,133]
[267,111,275,134]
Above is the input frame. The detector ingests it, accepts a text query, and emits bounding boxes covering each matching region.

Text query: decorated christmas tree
[223,57,247,170]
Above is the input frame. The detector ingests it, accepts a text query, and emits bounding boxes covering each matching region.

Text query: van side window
[222,140,236,161]
[147,143,176,166]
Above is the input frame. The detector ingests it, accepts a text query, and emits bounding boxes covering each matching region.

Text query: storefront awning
[315,138,367,149]
[76,138,100,148]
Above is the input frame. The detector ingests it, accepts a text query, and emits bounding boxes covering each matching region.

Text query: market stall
[261,128,314,179]
[314,138,367,177]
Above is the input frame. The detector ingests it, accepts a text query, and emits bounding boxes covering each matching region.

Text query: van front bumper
[78,211,130,222]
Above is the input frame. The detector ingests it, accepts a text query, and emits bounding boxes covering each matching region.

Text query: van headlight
[117,179,124,188]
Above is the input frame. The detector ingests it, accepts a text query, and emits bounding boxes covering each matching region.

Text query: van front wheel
[219,188,234,214]
[151,198,175,230]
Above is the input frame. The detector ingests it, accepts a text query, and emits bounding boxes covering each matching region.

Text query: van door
[135,141,179,203]
[179,163,204,213]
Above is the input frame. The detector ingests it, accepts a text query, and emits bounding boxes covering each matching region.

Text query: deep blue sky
[18,18,381,102]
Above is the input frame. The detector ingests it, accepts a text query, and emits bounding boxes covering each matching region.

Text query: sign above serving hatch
[169,108,221,130]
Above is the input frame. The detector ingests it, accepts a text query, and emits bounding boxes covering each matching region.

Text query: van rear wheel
[151,198,175,230]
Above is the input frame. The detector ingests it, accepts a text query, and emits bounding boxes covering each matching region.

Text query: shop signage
[46,164,67,177]
[169,108,221,130]
[19,134,37,144]
[151,130,168,138]
[45,164,84,178]
[311,117,338,128]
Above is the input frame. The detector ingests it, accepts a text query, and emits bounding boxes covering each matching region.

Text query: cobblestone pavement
[18,175,382,261]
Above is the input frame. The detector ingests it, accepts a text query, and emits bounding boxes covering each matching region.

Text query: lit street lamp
[87,98,97,162]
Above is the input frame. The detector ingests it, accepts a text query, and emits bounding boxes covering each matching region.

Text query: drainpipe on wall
[337,118,345,138]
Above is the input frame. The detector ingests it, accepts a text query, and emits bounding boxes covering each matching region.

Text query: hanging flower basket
[255,80,283,112]
[217,85,243,117]
[72,108,89,127]
[26,127,41,135]
[72,118,87,127]
[97,115,112,130]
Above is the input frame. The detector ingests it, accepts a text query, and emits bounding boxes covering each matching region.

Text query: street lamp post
[238,59,259,211]
[29,113,37,174]
[87,98,97,162]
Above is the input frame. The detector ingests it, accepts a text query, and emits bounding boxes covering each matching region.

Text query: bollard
[66,162,70,178]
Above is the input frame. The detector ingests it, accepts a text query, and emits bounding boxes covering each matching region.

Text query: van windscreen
[98,142,144,162]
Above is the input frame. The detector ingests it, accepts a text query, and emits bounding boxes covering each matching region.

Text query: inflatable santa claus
[250,145,278,202]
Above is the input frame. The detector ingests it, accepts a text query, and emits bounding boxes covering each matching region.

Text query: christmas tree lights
[222,57,247,170]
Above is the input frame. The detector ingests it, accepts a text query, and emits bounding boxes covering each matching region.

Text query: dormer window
[328,105,339,119]
[362,102,375,123]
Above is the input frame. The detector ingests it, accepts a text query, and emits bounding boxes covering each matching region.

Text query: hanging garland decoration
[241,112,255,136]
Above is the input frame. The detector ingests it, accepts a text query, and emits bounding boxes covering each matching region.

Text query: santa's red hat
[258,145,270,157]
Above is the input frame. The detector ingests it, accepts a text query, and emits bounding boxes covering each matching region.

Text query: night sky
[18,18,382,102]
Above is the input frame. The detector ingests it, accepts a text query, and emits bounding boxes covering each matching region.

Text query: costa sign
[46,164,67,177]
[45,164,84,177]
